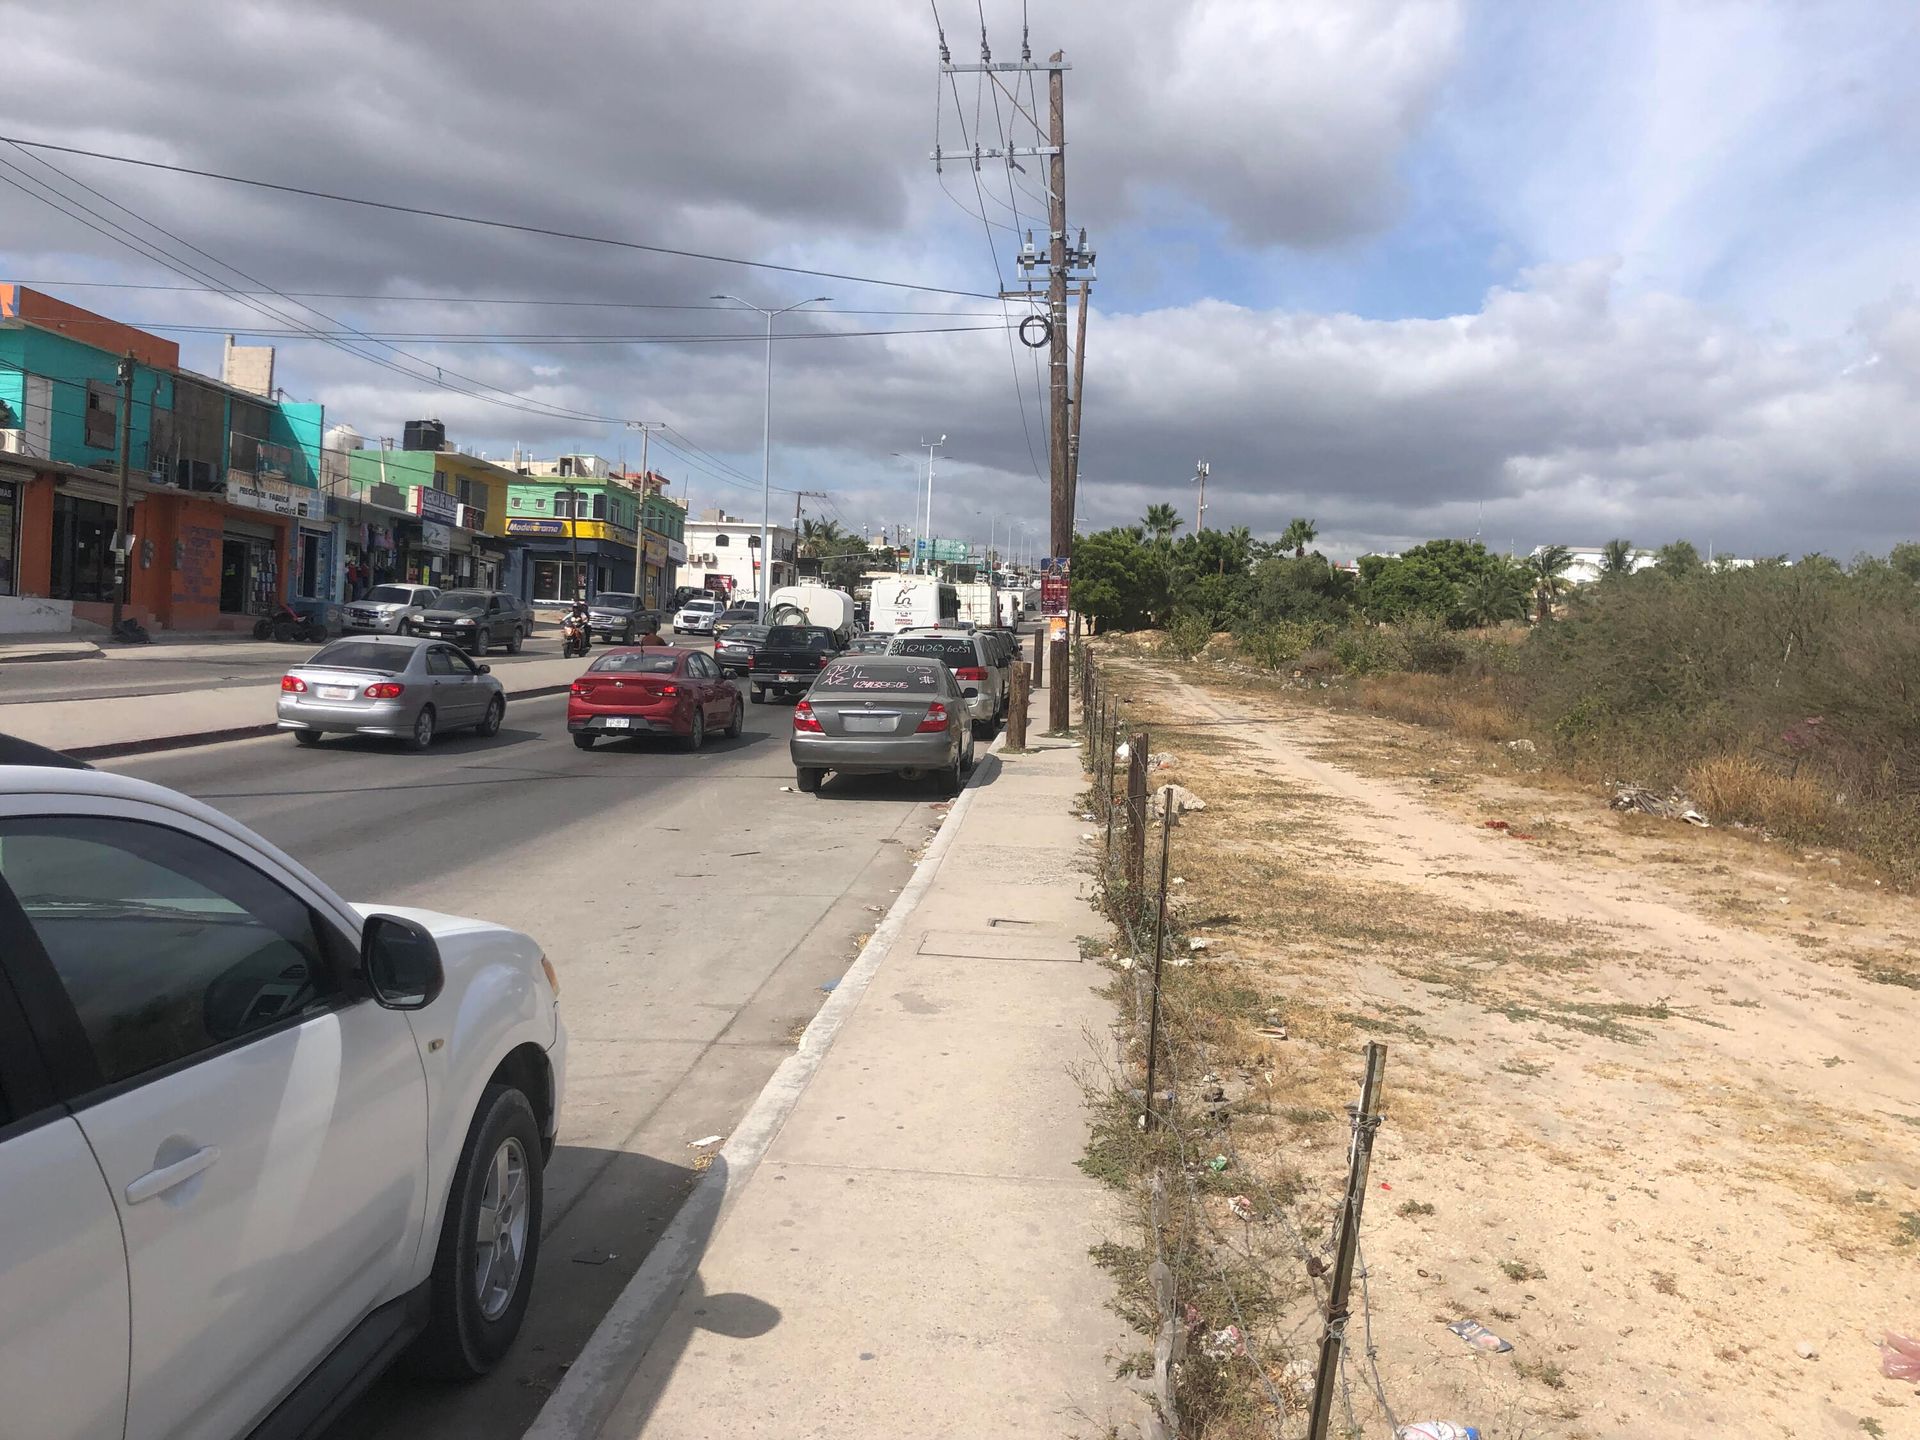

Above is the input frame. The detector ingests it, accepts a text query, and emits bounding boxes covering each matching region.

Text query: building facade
[682,510,797,601]
[0,285,323,633]
[340,445,516,596]
[633,477,686,607]
[504,471,640,603]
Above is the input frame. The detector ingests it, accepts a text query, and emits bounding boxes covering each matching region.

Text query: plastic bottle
[1396,1425,1480,1440]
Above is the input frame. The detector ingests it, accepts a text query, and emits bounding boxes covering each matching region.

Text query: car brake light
[955,667,987,681]
[793,701,824,733]
[364,682,405,699]
[916,702,949,733]
[280,674,307,692]
[658,683,679,696]
[570,682,590,697]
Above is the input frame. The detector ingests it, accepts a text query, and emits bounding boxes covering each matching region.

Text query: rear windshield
[590,652,680,674]
[766,627,834,650]
[365,585,420,604]
[306,641,410,673]
[890,637,975,664]
[818,661,943,692]
[721,626,770,642]
[720,606,761,620]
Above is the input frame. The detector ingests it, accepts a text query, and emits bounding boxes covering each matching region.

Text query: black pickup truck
[749,624,841,704]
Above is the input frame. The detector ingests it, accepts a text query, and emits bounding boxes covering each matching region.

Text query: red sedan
[568,646,744,751]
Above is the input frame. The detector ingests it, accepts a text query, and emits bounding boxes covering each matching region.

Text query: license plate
[317,685,353,701]
[779,672,798,682]
[425,629,445,637]
[844,715,893,733]
[603,717,631,730]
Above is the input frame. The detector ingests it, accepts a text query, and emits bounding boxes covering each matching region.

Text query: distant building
[1535,545,1661,585]
[683,509,796,599]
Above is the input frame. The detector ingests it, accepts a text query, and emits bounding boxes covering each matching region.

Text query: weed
[1896,1212,1920,1248]
[1856,956,1920,989]
[1500,1058,1549,1077]
[1501,1258,1547,1282]
[1649,1271,1680,1296]
[1283,1106,1336,1125]
[1396,1200,1436,1218]
[1515,1357,1569,1390]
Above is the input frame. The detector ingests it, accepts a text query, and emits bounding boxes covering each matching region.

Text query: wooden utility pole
[1047,51,1071,562]
[1008,661,1030,749]
[1068,278,1090,529]
[1306,1043,1389,1440]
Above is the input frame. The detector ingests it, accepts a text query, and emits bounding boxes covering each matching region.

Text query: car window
[765,627,833,650]
[889,637,975,664]
[589,652,679,674]
[818,660,943,691]
[0,817,344,1088]
[426,647,457,676]
[446,648,480,676]
[307,640,410,673]
[366,585,415,604]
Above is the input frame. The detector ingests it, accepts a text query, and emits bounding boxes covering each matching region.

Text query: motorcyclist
[564,596,592,653]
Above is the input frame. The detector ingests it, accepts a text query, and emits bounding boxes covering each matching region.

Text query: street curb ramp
[523,731,1006,1440]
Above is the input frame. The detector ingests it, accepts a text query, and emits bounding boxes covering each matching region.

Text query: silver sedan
[791,654,976,795]
[276,635,506,750]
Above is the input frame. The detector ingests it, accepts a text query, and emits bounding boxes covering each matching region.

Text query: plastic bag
[1882,1330,1920,1382]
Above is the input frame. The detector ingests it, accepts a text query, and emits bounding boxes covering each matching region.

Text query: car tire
[473,628,492,656]
[683,709,705,752]
[409,706,436,751]
[960,734,977,773]
[407,1084,545,1379]
[795,765,823,793]
[750,686,764,705]
[623,624,635,645]
[293,729,322,747]
[724,698,744,738]
[252,616,274,640]
[508,629,523,655]
[573,732,595,751]
[477,696,504,737]
[938,746,965,796]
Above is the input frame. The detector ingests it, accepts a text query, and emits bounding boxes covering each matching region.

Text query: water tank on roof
[402,419,446,452]
[324,423,365,454]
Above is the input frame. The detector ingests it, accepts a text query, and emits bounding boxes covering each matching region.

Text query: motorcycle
[253,603,328,644]
[561,615,593,659]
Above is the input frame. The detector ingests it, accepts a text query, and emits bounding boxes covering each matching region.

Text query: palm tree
[1524,544,1574,623]
[1280,517,1319,558]
[797,517,847,559]
[1457,565,1528,628]
[1599,538,1637,579]
[1141,503,1183,546]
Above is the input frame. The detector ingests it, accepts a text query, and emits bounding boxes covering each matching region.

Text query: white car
[0,741,566,1440]
[341,582,442,635]
[672,595,721,634]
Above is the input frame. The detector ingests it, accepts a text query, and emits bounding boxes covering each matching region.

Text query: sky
[2,0,1917,562]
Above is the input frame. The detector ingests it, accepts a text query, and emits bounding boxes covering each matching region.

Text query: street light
[556,485,586,599]
[920,435,945,575]
[712,293,830,607]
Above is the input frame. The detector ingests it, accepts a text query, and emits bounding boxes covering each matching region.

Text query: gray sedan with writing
[276,635,505,750]
[790,655,976,796]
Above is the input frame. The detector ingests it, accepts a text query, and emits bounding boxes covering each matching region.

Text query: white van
[995,587,1026,627]
[868,576,960,635]
[954,581,996,628]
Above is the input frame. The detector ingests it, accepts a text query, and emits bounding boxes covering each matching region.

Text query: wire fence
[1075,649,1406,1440]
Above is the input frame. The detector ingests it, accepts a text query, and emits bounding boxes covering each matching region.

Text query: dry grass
[1344,672,1526,743]
[1685,753,1848,839]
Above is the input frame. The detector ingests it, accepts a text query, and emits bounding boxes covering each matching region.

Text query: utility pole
[1192,459,1210,533]
[932,34,1093,567]
[1068,270,1090,529]
[791,488,830,591]
[110,351,134,634]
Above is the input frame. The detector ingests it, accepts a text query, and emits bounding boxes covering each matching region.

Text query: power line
[0,133,1004,302]
[72,321,1019,345]
[11,280,1012,318]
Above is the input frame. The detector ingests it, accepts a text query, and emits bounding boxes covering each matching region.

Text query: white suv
[885,628,1006,738]
[672,595,721,634]
[0,744,566,1440]
[342,583,441,635]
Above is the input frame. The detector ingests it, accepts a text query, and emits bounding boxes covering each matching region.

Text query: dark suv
[405,589,534,655]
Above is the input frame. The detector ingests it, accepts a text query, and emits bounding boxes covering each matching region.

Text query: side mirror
[963,687,980,699]
[361,914,444,1009]
[477,663,492,674]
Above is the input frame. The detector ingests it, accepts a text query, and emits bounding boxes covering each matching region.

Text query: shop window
[50,494,119,603]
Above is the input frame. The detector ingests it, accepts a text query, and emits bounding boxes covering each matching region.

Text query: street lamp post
[713,293,829,607]
[920,435,945,576]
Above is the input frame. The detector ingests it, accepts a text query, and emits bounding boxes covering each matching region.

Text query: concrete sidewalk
[0,650,592,757]
[540,685,1137,1439]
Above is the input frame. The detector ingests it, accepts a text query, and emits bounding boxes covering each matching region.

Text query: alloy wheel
[473,1137,530,1321]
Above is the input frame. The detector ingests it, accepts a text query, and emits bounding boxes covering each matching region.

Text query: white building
[1537,544,1661,586]
[682,509,797,599]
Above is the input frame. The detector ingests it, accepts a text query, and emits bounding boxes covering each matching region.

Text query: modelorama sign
[225,472,316,519]
[503,516,637,544]
[506,517,565,536]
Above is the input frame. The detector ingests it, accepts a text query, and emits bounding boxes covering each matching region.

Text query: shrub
[1165,609,1212,660]
[1236,619,1320,670]
[1331,624,1402,675]
[1399,612,1468,674]
[1686,753,1847,839]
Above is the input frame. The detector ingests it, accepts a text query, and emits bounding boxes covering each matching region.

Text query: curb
[523,725,1010,1440]
[59,682,577,762]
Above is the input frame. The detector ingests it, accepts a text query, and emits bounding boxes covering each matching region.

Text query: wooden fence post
[1008,661,1030,750]
[1048,637,1069,733]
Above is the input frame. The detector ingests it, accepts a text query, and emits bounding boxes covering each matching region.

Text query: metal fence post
[1306,1043,1389,1440]
[1141,805,1174,1129]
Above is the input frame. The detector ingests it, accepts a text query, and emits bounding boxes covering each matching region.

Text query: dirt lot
[1096,656,1920,1439]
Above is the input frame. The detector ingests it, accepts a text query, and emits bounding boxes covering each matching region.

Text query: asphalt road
[100,682,940,1440]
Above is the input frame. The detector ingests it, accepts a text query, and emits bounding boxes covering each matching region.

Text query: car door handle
[125,1145,220,1204]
